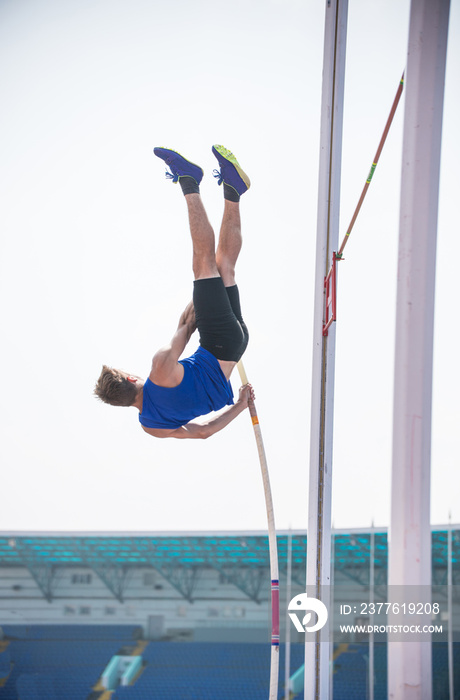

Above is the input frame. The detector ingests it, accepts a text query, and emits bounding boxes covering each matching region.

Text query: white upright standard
[305,0,347,698]
[388,0,450,698]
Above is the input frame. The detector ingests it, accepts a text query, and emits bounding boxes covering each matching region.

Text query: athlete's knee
[192,254,219,281]
[216,259,236,287]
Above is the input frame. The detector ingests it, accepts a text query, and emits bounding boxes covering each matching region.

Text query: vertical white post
[369,523,374,700]
[388,0,450,698]
[330,529,335,700]
[285,529,293,700]
[305,0,348,698]
[447,517,454,700]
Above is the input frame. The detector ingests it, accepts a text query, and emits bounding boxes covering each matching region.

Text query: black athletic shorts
[193,277,249,362]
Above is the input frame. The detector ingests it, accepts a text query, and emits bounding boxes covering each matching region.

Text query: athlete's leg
[216,200,241,286]
[212,145,251,369]
[185,193,219,280]
[212,145,250,286]
[153,146,248,377]
[153,148,219,281]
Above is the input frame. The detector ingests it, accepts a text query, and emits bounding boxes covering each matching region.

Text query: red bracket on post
[323,252,339,337]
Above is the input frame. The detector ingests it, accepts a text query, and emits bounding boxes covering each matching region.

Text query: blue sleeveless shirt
[139,346,234,430]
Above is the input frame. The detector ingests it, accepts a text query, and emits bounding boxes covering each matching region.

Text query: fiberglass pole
[285,529,293,700]
[237,360,279,700]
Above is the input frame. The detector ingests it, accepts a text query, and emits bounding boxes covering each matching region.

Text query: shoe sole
[212,145,251,190]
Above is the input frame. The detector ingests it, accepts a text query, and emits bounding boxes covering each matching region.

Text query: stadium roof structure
[0,528,458,603]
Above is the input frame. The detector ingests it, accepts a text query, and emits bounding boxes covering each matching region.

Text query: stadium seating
[2,624,140,641]
[0,648,11,680]
[111,642,305,700]
[0,625,142,700]
[0,626,457,699]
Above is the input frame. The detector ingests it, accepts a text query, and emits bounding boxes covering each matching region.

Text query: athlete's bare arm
[141,384,254,440]
[149,301,196,388]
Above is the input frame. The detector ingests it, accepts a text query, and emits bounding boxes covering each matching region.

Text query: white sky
[1,0,459,533]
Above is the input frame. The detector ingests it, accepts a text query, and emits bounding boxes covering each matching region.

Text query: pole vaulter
[94,144,279,697]
[94,144,255,440]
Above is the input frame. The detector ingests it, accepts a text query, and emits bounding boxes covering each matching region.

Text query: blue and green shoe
[212,145,251,196]
[153,147,204,185]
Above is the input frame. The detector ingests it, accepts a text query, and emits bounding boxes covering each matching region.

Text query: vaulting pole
[305,0,347,698]
[285,529,293,700]
[388,0,450,697]
[237,360,279,700]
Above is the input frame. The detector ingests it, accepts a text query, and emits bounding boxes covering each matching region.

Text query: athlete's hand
[238,383,255,408]
[179,300,196,333]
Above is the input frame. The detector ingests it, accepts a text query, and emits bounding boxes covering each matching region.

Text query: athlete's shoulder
[149,351,184,388]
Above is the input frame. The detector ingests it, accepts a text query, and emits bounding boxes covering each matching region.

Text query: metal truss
[10,539,63,602]
[26,564,62,603]
[72,539,136,603]
[89,563,132,603]
[209,563,267,604]
[129,539,200,602]
[150,563,198,603]
[2,532,458,605]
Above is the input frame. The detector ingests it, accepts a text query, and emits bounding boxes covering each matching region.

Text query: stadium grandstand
[0,528,459,699]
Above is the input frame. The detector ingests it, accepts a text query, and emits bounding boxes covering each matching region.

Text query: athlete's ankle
[180,176,200,196]
[223,183,240,202]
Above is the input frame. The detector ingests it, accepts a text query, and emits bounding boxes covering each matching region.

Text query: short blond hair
[94,365,138,407]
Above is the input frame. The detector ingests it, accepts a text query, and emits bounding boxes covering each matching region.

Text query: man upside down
[94,145,254,439]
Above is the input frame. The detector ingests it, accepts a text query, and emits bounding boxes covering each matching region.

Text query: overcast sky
[1,0,459,534]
